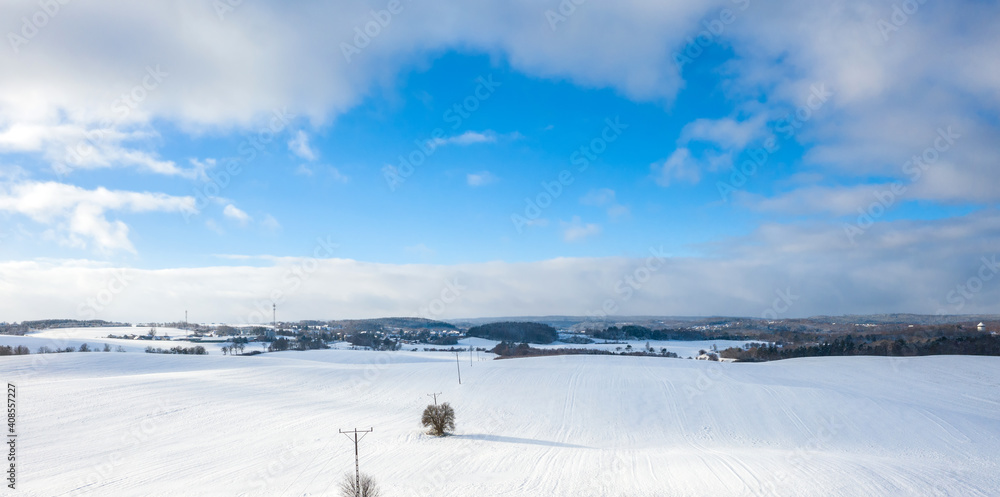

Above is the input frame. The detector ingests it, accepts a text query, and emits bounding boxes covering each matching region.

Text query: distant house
[978,322,986,333]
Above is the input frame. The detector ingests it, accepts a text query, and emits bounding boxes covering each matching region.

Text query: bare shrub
[338,472,381,497]
[421,403,456,436]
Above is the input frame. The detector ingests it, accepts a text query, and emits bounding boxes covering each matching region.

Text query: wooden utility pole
[454,351,462,384]
[339,428,373,497]
[426,392,442,405]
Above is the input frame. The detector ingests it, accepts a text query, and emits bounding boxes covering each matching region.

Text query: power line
[338,428,373,497]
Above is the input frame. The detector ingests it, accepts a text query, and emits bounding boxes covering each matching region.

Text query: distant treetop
[467,321,559,344]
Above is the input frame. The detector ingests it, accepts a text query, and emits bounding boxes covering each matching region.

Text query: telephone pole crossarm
[338,428,373,497]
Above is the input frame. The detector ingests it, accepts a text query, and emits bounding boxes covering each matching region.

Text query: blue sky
[1,0,998,322]
[8,51,765,267]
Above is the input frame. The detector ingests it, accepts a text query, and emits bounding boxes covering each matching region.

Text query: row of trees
[0,345,30,356]
[587,325,751,342]
[266,335,332,352]
[721,334,1000,362]
[145,346,208,355]
[467,322,559,344]
[490,341,679,359]
[347,333,402,351]
[36,343,126,353]
[222,337,251,355]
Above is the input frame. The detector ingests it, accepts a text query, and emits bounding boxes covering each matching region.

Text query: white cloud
[260,214,282,234]
[430,131,498,149]
[0,181,196,253]
[0,0,714,179]
[607,204,631,220]
[581,188,630,220]
[523,218,550,229]
[651,148,702,187]
[205,219,225,235]
[0,0,996,210]
[0,121,207,179]
[679,115,770,151]
[561,216,601,242]
[296,163,348,183]
[715,0,1000,205]
[649,115,771,189]
[288,130,318,161]
[467,171,498,187]
[580,188,616,207]
[738,183,916,217]
[328,167,349,183]
[223,204,251,225]
[3,209,999,322]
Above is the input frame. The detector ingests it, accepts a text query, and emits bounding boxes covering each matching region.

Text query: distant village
[1,315,997,361]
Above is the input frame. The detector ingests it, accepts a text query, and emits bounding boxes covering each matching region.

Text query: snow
[5,327,250,355]
[1,336,999,496]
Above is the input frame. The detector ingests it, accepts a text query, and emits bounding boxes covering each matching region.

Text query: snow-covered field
[0,327,230,354]
[1,338,998,496]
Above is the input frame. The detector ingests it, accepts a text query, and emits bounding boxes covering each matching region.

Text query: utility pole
[184,310,188,330]
[469,347,473,366]
[454,351,462,384]
[427,392,442,405]
[339,428,373,497]
[272,303,276,331]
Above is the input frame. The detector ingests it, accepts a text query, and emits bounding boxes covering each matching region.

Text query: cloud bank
[3,209,997,322]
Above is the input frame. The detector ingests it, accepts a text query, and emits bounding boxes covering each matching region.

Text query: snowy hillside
[2,350,999,496]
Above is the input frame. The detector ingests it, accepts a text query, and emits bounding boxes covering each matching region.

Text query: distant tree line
[331,317,456,335]
[468,322,559,344]
[222,337,249,355]
[145,346,207,355]
[587,325,752,342]
[347,333,401,351]
[32,343,125,354]
[267,335,332,352]
[0,320,127,335]
[490,341,679,359]
[0,345,30,356]
[0,324,28,335]
[721,334,1000,362]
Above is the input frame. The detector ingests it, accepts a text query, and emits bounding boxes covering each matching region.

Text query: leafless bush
[421,403,456,436]
[339,472,381,497]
